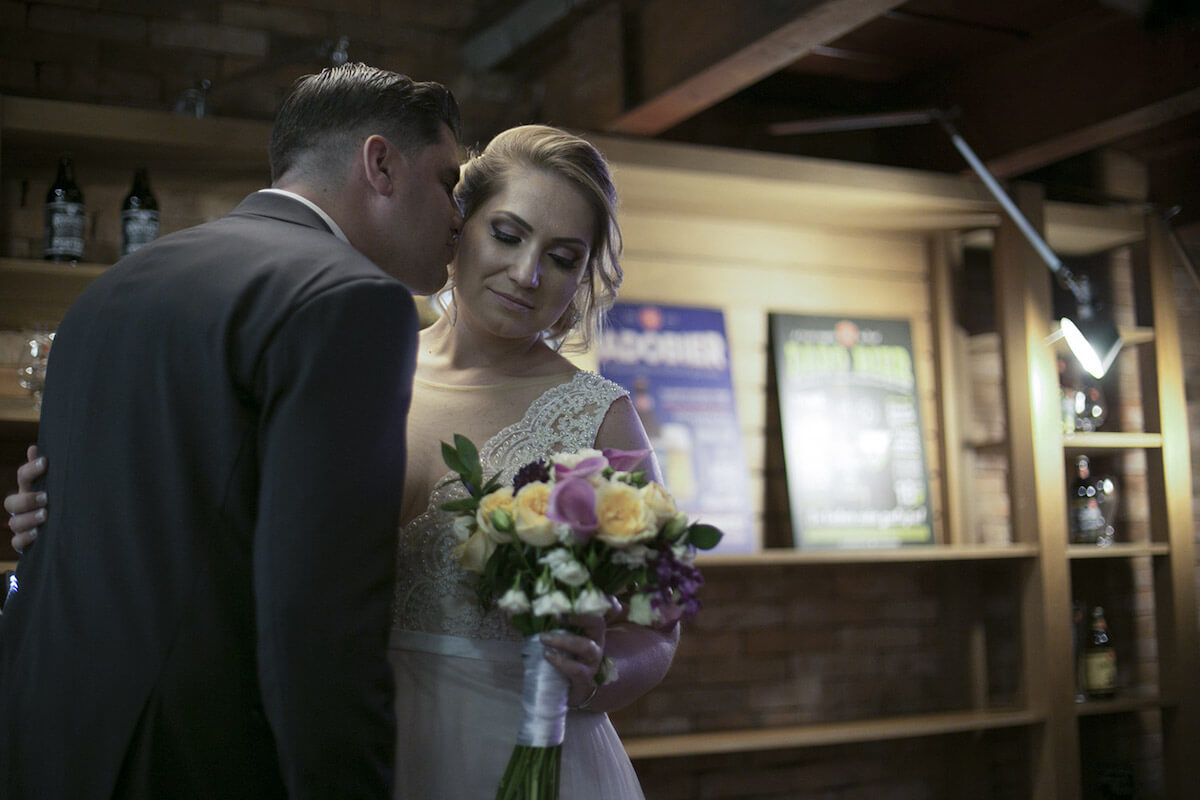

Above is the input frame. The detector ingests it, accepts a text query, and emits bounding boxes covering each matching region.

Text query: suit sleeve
[251,277,416,798]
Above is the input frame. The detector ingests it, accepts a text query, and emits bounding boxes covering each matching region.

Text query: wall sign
[600,303,756,552]
[770,313,933,548]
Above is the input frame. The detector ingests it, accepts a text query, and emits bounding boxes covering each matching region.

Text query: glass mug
[18,328,55,410]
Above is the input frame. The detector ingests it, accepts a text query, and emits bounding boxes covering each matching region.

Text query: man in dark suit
[0,63,463,799]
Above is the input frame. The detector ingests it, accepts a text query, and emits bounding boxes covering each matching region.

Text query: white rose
[640,482,677,528]
[497,587,532,614]
[534,573,555,597]
[455,530,496,575]
[512,482,557,546]
[627,593,660,626]
[574,586,612,617]
[671,543,696,565]
[539,549,589,587]
[451,515,474,544]
[538,549,573,568]
[532,590,573,618]
[611,544,655,568]
[475,487,515,543]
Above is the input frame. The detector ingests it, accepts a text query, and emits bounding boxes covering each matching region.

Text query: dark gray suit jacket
[0,192,416,799]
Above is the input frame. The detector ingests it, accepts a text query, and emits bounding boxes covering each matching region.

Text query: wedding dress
[389,370,647,799]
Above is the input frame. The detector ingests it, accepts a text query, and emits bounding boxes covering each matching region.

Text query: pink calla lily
[546,477,598,541]
[602,448,651,472]
[553,455,609,482]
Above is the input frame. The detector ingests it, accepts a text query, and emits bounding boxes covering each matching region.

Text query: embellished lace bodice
[391,371,628,640]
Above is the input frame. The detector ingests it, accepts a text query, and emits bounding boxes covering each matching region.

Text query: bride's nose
[508,250,541,289]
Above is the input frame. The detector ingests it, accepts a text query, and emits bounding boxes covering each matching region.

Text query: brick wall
[0,0,462,122]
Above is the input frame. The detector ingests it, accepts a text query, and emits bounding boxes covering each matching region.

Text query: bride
[7,124,677,799]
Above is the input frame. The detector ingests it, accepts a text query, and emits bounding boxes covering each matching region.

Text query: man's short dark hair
[268,63,461,184]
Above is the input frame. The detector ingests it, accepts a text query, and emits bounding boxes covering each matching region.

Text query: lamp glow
[1059,315,1123,379]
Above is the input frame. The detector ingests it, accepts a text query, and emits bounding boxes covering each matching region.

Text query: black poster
[771,313,934,548]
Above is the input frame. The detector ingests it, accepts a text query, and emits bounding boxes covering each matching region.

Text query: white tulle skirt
[388,630,646,800]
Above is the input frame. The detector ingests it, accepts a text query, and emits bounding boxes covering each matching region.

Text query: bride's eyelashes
[489,224,582,271]
[490,224,520,245]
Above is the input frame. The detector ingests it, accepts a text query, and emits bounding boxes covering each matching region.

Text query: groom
[0,64,462,799]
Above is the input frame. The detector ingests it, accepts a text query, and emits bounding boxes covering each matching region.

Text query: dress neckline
[414,368,580,392]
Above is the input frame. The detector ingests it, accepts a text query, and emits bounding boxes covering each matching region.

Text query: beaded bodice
[391,371,628,640]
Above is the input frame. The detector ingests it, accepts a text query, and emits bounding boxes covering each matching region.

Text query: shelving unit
[623,708,1042,759]
[3,96,1196,797]
[955,181,1199,799]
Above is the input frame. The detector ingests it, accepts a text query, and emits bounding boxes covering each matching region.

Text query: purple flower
[553,456,608,482]
[512,459,550,493]
[650,543,705,622]
[546,477,598,542]
[603,448,651,472]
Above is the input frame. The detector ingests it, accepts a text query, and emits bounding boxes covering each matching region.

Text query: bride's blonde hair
[452,124,623,351]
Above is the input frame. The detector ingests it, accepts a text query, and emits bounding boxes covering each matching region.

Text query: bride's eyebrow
[495,211,587,248]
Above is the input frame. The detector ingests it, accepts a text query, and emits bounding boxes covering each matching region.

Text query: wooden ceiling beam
[603,0,906,136]
[984,87,1200,179]
[918,9,1200,177]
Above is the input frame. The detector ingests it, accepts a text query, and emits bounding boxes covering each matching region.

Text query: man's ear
[361,134,402,196]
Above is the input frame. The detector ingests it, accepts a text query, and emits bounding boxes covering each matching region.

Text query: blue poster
[599,303,755,553]
[770,314,934,548]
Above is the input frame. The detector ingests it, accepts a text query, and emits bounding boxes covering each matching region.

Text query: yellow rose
[640,481,677,527]
[475,487,515,543]
[455,529,497,574]
[594,482,656,547]
[513,482,557,546]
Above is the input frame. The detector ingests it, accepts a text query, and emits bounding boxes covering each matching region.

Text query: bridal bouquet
[439,434,722,800]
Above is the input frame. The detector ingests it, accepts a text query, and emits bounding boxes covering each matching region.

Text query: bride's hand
[540,613,608,709]
[5,445,48,554]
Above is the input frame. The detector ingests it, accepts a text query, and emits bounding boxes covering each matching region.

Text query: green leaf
[439,497,479,513]
[687,523,724,550]
[441,440,467,475]
[453,434,480,472]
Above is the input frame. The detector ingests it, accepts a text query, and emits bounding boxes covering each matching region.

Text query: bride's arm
[578,395,680,713]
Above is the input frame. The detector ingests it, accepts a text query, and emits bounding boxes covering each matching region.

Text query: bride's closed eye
[491,224,582,271]
[490,224,520,245]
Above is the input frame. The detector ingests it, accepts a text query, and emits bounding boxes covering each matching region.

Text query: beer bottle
[121,167,159,256]
[1068,455,1106,544]
[44,155,86,262]
[1081,605,1117,699]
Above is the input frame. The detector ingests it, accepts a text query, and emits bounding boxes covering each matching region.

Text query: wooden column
[1138,216,1200,800]
[992,182,1080,800]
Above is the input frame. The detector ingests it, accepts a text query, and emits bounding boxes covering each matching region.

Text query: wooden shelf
[1067,542,1170,559]
[622,708,1042,759]
[1075,689,1171,717]
[0,257,107,330]
[1118,326,1155,346]
[965,436,1007,456]
[1062,432,1163,450]
[0,96,272,176]
[1,561,15,572]
[0,396,38,424]
[698,543,1039,566]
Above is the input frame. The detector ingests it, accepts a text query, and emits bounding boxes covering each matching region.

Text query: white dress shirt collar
[256,188,350,245]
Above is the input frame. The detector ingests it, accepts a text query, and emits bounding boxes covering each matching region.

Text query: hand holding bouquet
[439,435,722,799]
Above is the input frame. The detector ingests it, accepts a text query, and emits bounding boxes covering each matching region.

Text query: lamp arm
[933,116,1087,304]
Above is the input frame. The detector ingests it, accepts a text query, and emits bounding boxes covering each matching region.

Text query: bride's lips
[489,288,534,312]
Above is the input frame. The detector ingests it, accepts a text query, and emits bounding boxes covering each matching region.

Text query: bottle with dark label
[1069,455,1107,544]
[1081,605,1117,698]
[44,155,86,262]
[121,167,159,256]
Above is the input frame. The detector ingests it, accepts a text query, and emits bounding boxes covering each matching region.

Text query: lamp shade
[1060,310,1122,379]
